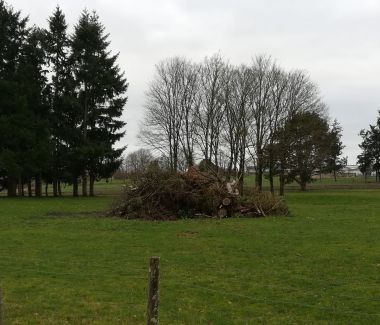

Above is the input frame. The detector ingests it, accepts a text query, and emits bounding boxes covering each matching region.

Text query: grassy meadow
[0,183,380,324]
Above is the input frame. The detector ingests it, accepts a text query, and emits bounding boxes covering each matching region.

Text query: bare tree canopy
[139,53,339,194]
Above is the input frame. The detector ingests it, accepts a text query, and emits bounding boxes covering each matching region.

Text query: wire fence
[1,255,380,324]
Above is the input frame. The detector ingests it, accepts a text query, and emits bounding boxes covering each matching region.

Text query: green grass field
[243,174,380,191]
[0,189,380,324]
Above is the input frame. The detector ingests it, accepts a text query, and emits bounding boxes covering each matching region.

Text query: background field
[0,185,380,324]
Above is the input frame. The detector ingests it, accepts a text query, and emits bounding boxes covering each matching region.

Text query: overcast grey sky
[11,0,380,163]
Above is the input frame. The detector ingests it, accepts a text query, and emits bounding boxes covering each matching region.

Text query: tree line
[0,1,128,197]
[140,54,346,194]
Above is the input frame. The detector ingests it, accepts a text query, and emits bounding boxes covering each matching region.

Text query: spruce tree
[357,112,380,182]
[0,1,31,196]
[71,11,128,196]
[44,6,74,196]
[324,119,346,181]
[17,27,51,196]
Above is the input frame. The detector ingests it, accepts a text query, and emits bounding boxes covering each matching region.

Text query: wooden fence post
[146,256,160,325]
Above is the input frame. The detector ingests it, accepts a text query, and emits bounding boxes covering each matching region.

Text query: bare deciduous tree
[140,57,186,171]
[224,64,253,193]
[195,54,227,169]
[179,61,200,167]
[139,53,334,196]
[247,55,274,191]
[140,57,200,170]
[124,149,153,174]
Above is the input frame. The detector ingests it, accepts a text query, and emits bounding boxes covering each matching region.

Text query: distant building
[341,165,362,177]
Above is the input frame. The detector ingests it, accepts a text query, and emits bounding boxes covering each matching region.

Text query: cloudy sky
[11,0,380,163]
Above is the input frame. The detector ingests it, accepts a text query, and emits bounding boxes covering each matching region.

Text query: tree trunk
[27,181,32,197]
[7,176,17,197]
[269,163,274,195]
[73,177,78,197]
[45,182,49,197]
[82,81,89,196]
[238,173,244,196]
[300,181,307,191]
[58,181,62,196]
[255,160,263,192]
[227,155,233,181]
[17,176,23,197]
[238,152,245,195]
[35,174,42,197]
[82,172,87,197]
[187,152,193,168]
[334,170,337,182]
[279,171,285,196]
[89,174,95,197]
[53,179,58,197]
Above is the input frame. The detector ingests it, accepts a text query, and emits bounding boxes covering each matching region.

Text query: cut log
[222,197,232,206]
[218,208,227,218]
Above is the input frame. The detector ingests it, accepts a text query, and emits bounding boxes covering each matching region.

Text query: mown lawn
[0,190,379,324]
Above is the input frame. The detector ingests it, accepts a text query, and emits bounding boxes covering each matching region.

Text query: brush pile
[109,167,238,219]
[238,190,289,217]
[109,167,288,220]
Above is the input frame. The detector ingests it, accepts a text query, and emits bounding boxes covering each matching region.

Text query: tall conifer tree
[17,27,51,196]
[71,11,128,196]
[0,1,32,196]
[44,6,76,196]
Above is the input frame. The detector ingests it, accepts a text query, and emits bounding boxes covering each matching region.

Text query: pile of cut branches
[109,167,288,220]
[109,167,239,220]
[238,190,289,217]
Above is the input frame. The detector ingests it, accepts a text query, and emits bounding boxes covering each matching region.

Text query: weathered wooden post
[146,256,160,325]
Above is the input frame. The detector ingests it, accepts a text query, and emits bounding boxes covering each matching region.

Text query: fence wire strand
[184,283,380,318]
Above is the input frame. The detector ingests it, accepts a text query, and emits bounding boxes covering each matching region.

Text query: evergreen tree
[324,119,347,181]
[357,112,380,182]
[357,130,373,181]
[44,6,75,196]
[0,1,31,196]
[17,27,51,196]
[70,11,128,196]
[0,1,28,79]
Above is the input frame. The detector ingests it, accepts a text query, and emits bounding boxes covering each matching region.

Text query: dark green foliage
[0,0,28,79]
[0,2,50,196]
[0,2,128,196]
[357,111,380,181]
[43,6,75,196]
[323,119,347,181]
[71,10,128,196]
[275,112,331,191]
